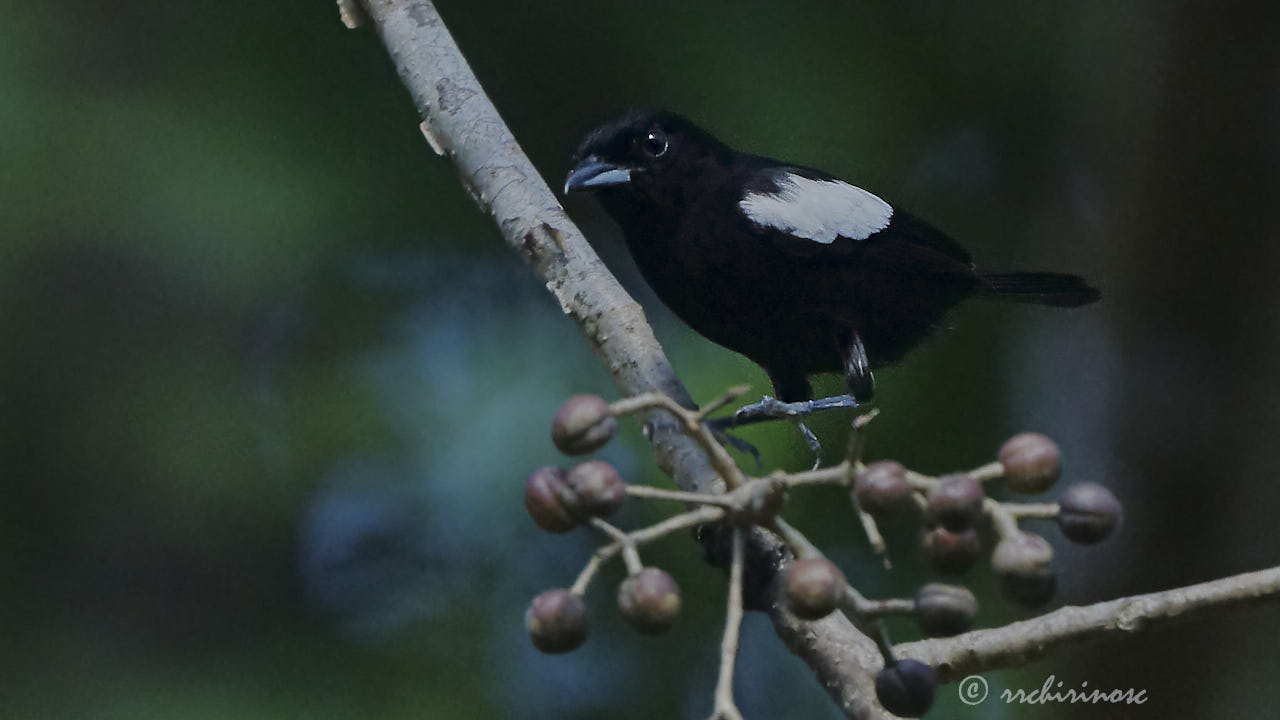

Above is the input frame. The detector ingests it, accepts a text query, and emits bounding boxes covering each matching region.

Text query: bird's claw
[796,421,822,470]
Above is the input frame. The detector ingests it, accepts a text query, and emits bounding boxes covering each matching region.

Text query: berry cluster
[522,389,1122,718]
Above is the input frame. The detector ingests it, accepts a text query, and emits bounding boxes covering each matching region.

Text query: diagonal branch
[896,565,1280,681]
[351,0,709,491]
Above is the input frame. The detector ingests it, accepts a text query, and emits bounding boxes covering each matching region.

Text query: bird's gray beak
[563,157,632,195]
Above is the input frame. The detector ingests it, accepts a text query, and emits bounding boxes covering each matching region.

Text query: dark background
[3,1,1279,718]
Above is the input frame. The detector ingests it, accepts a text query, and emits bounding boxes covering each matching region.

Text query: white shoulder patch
[738,173,893,244]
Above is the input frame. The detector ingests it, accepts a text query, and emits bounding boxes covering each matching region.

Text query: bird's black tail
[977,272,1100,307]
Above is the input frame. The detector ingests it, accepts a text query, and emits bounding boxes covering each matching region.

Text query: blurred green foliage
[2,0,1278,718]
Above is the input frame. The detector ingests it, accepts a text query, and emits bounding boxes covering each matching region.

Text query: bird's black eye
[642,130,668,158]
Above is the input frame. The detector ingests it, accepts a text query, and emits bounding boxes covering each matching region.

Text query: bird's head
[564,110,730,203]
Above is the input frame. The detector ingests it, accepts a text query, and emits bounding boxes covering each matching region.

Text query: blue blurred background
[2,1,1278,718]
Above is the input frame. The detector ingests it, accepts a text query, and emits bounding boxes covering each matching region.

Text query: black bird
[564,110,1097,427]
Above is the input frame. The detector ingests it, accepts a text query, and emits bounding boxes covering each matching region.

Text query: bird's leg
[842,330,875,403]
[708,395,858,469]
[708,393,860,467]
[707,362,866,466]
[711,394,861,430]
[713,330,873,432]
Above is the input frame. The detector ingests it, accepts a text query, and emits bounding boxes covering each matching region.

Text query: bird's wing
[737,165,974,274]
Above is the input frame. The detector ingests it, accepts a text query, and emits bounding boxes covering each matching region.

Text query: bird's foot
[706,394,861,468]
[715,394,861,429]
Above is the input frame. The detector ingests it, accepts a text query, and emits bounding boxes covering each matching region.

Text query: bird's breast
[619,204,848,365]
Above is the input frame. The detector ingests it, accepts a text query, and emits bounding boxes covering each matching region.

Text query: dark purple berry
[992,532,1057,607]
[914,583,978,637]
[853,461,914,518]
[526,589,589,654]
[925,474,985,531]
[875,659,938,718]
[524,466,578,533]
[551,394,617,456]
[783,557,846,620]
[1057,482,1122,544]
[999,433,1061,494]
[921,525,982,574]
[617,568,681,634]
[564,460,626,519]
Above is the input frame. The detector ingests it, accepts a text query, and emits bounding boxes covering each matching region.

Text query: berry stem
[1004,502,1060,519]
[708,527,746,720]
[625,485,735,507]
[768,516,823,559]
[590,518,643,575]
[968,461,1006,482]
[570,506,726,595]
[985,499,1022,538]
[610,391,747,489]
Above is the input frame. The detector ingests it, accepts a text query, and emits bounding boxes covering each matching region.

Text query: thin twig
[570,550,608,596]
[843,583,872,612]
[696,384,753,420]
[984,498,1021,538]
[871,621,897,664]
[783,464,850,488]
[856,598,917,618]
[843,418,889,568]
[708,528,746,720]
[590,518,642,575]
[611,391,747,489]
[628,505,726,544]
[570,506,725,595]
[846,409,879,465]
[1004,502,1060,519]
[904,470,939,493]
[626,484,735,507]
[768,517,823,559]
[842,585,914,622]
[968,461,1006,482]
[853,503,890,570]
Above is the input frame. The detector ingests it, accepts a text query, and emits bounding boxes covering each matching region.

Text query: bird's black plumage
[564,110,1098,404]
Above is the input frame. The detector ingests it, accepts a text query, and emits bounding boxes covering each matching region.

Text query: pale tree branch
[897,566,1280,681]
[343,3,1280,719]
[351,0,710,492]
